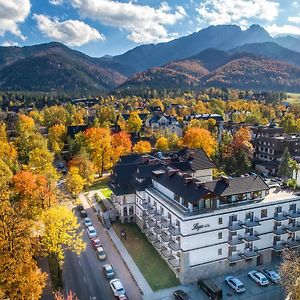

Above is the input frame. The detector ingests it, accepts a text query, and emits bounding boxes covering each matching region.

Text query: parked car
[96,246,106,260]
[198,279,222,299]
[118,296,128,300]
[248,270,269,286]
[173,289,191,300]
[58,162,64,169]
[77,205,84,211]
[91,237,102,248]
[262,268,281,284]
[80,210,87,218]
[109,279,126,297]
[225,276,245,293]
[84,217,92,227]
[87,226,97,238]
[103,264,115,279]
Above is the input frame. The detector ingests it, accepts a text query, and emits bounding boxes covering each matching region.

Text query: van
[198,279,222,300]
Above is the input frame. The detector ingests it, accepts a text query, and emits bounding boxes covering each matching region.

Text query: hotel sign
[192,222,210,231]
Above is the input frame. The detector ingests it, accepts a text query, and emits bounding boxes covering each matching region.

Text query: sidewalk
[37,257,54,300]
[82,189,153,298]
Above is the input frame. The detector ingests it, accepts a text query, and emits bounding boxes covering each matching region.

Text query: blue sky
[0,0,299,57]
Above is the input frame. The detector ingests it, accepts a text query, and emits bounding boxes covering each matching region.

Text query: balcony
[147,218,156,228]
[273,226,287,235]
[161,218,171,228]
[169,226,181,236]
[243,218,260,228]
[148,233,156,242]
[169,241,181,251]
[287,239,300,248]
[148,206,155,215]
[154,226,164,235]
[162,249,175,259]
[242,247,259,258]
[272,241,286,252]
[274,212,288,222]
[243,231,260,242]
[227,253,244,263]
[153,211,162,221]
[288,211,300,219]
[286,223,300,233]
[169,258,180,269]
[228,221,244,231]
[141,202,150,210]
[142,212,149,221]
[161,233,172,243]
[154,240,163,250]
[227,235,244,245]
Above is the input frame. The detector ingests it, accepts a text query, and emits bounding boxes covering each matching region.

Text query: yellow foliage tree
[133,141,152,154]
[65,167,86,198]
[155,137,169,151]
[48,124,67,154]
[126,112,142,133]
[182,127,217,157]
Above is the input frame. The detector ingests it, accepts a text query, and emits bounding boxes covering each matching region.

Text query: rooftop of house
[263,188,300,204]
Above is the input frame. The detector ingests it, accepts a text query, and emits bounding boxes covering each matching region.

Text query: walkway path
[81,189,153,298]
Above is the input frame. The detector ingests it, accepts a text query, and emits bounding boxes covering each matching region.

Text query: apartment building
[110,150,300,283]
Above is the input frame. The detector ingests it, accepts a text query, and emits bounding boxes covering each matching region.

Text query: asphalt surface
[62,195,142,300]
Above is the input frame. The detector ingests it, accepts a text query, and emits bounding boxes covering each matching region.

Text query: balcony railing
[161,218,171,228]
[288,211,300,219]
[228,221,244,231]
[287,223,300,233]
[227,252,244,263]
[169,226,181,236]
[274,212,288,221]
[272,241,286,252]
[273,225,287,235]
[242,246,259,258]
[161,233,172,243]
[169,241,181,251]
[169,258,180,268]
[162,249,175,259]
[243,217,260,228]
[154,226,164,235]
[154,241,164,249]
[154,211,162,221]
[243,231,260,242]
[287,238,300,248]
[227,235,243,245]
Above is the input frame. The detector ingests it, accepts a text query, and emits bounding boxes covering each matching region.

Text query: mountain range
[1,24,300,93]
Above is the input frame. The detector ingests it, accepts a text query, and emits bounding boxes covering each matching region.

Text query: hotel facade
[110,149,300,284]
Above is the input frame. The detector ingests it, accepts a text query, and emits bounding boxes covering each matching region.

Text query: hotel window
[218,248,222,255]
[218,217,223,225]
[261,209,267,218]
[218,232,223,239]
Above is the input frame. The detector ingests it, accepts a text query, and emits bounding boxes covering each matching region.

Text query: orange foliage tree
[111,131,132,164]
[182,127,217,157]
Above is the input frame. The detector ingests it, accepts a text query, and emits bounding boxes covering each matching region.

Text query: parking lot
[145,264,285,300]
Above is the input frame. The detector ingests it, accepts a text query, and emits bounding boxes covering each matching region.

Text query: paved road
[62,194,142,300]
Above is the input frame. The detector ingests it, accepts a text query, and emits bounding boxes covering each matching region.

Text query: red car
[91,237,102,248]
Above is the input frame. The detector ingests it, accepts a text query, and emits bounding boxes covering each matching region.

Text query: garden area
[90,176,112,199]
[112,222,179,291]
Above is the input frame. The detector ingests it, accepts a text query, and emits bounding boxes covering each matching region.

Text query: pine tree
[278,148,293,180]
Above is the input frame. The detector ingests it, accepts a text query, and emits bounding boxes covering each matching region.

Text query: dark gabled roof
[152,171,210,203]
[118,154,144,165]
[204,175,269,197]
[184,114,224,122]
[171,161,193,172]
[177,148,216,170]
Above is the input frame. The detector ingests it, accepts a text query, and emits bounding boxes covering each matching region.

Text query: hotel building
[110,149,300,284]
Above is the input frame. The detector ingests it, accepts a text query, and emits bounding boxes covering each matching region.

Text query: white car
[96,246,106,260]
[262,269,281,284]
[248,270,269,286]
[84,217,92,227]
[225,276,246,293]
[110,279,126,297]
[87,226,97,238]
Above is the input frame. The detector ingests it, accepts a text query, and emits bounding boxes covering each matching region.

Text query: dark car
[198,279,222,300]
[174,290,191,300]
[80,210,87,218]
[77,205,84,211]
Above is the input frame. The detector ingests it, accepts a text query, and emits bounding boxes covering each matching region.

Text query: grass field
[90,176,112,198]
[112,222,179,291]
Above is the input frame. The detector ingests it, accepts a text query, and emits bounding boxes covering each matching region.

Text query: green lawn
[90,177,112,199]
[112,222,179,291]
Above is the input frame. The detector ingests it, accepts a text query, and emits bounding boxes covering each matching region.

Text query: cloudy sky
[0,0,299,57]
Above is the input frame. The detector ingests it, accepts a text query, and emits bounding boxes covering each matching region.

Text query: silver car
[225,276,246,293]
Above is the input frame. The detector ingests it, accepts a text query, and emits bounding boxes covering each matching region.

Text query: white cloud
[197,0,279,25]
[266,24,300,36]
[33,14,105,47]
[49,0,64,5]
[288,16,300,24]
[0,0,30,40]
[2,40,19,47]
[69,0,186,43]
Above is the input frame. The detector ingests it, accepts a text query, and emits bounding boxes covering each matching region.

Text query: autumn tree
[182,127,217,157]
[48,124,67,155]
[155,137,169,151]
[40,206,85,285]
[0,195,46,299]
[84,128,112,174]
[280,113,297,134]
[133,141,152,154]
[111,131,132,165]
[279,249,300,300]
[16,114,36,134]
[65,167,86,198]
[126,112,142,133]
[278,148,293,180]
[43,105,68,127]
[68,151,97,187]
